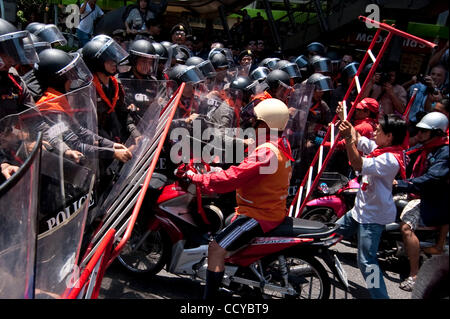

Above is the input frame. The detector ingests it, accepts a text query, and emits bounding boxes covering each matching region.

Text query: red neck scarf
[37,88,74,117]
[309,101,321,116]
[93,74,119,114]
[407,136,449,178]
[269,136,294,161]
[366,145,407,179]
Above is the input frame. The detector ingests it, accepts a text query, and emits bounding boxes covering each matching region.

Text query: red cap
[355,98,379,114]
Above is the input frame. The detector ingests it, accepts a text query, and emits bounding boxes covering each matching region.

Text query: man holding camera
[408,64,447,124]
[363,65,407,117]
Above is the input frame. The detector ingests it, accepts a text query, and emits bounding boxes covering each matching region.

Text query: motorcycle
[116,162,349,299]
[300,172,440,260]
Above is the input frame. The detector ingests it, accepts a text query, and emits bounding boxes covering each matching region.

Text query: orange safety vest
[236,142,292,222]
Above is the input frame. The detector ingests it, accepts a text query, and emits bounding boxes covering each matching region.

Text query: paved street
[99,240,412,300]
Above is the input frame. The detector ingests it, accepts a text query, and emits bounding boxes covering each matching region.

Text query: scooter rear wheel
[235,255,331,299]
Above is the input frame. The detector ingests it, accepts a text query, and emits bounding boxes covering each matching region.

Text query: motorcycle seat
[267,217,329,237]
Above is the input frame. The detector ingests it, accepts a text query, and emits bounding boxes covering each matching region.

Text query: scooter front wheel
[116,224,169,277]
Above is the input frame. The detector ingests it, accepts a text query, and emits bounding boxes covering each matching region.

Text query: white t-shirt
[350,136,400,225]
[77,3,104,35]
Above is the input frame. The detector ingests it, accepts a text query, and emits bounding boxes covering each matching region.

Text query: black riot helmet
[259,57,280,70]
[152,42,168,62]
[128,39,159,76]
[230,75,253,91]
[35,48,93,93]
[250,66,270,82]
[307,73,333,92]
[34,24,67,46]
[273,59,290,70]
[277,61,302,84]
[0,18,39,68]
[306,42,325,56]
[186,56,216,79]
[229,75,255,103]
[160,41,175,57]
[185,56,204,66]
[82,35,129,75]
[209,52,228,70]
[174,45,192,64]
[266,69,291,91]
[167,64,205,86]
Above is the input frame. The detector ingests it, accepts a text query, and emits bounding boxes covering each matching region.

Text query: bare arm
[80,1,88,14]
[339,120,363,171]
[384,83,406,114]
[428,41,449,69]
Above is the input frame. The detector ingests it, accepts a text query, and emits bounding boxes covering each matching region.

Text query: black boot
[203,270,224,300]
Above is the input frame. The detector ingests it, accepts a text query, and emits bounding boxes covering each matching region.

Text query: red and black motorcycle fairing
[117,160,349,299]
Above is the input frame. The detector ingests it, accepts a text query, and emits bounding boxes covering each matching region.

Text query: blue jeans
[76,28,91,48]
[336,211,389,299]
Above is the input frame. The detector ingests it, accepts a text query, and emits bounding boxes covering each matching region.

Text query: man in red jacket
[180,98,293,299]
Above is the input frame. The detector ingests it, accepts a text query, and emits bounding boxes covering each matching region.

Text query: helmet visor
[96,38,129,65]
[266,58,280,70]
[313,76,333,92]
[130,50,159,76]
[274,80,294,102]
[343,62,359,78]
[0,31,39,66]
[34,24,67,46]
[198,59,216,78]
[313,58,331,73]
[55,53,93,91]
[280,63,302,80]
[240,100,257,130]
[295,55,308,68]
[250,67,270,82]
[179,65,205,84]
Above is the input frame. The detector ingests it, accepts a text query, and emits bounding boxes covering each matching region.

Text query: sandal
[399,276,416,292]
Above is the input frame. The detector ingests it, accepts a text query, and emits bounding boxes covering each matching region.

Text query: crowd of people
[0,0,449,300]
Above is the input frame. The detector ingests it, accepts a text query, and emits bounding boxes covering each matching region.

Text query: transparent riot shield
[90,79,165,244]
[0,113,42,299]
[283,83,315,204]
[211,67,239,92]
[237,64,252,77]
[119,79,175,126]
[33,83,98,298]
[172,87,247,166]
